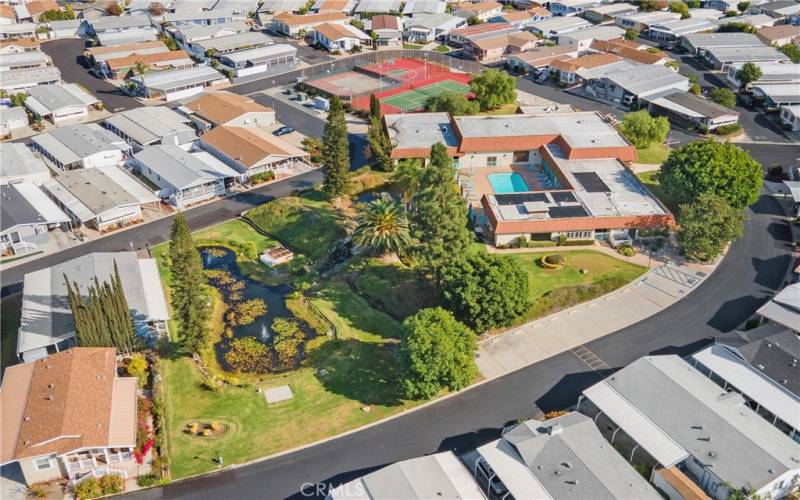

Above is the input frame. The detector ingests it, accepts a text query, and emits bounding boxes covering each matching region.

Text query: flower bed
[540,254,566,270]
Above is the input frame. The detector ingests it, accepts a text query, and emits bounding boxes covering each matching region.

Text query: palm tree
[391,159,423,210]
[352,199,411,256]
[133,60,149,94]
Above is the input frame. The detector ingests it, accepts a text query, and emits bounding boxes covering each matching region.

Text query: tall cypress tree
[367,111,394,172]
[321,95,350,200]
[168,214,209,353]
[410,142,472,284]
[369,93,381,120]
[65,270,135,352]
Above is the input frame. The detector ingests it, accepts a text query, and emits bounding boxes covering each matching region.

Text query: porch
[63,448,134,480]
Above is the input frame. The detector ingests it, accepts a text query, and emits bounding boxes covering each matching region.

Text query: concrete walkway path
[476,263,710,379]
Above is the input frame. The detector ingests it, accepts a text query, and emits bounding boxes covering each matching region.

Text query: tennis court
[380,80,472,111]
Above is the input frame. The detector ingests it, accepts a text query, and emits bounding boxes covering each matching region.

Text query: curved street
[128,187,792,499]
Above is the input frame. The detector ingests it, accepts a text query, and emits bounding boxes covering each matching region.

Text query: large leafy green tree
[397,307,477,399]
[424,91,479,115]
[322,96,350,199]
[778,43,800,63]
[391,159,423,209]
[620,110,670,148]
[668,1,690,18]
[469,69,516,111]
[441,253,529,332]
[709,87,736,108]
[169,214,209,353]
[678,193,744,262]
[352,198,411,255]
[659,141,762,209]
[734,62,762,88]
[410,143,472,280]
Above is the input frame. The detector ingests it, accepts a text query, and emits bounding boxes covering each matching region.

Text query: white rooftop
[583,355,800,491]
[692,344,800,431]
[383,112,459,151]
[25,83,99,116]
[130,65,226,92]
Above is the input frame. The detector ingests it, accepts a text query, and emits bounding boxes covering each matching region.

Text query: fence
[229,50,486,96]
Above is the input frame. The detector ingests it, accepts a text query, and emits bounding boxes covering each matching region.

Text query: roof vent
[23,440,30,446]
[23,416,30,421]
[782,379,788,385]
[548,424,564,436]
[47,383,54,389]
[768,468,774,474]
[566,480,579,485]
[691,424,703,430]
[708,451,717,458]
[562,462,572,468]
[554,470,562,476]
[45,395,53,401]
[45,365,51,369]
[757,364,765,370]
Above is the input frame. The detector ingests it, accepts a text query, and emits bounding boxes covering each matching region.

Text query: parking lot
[40,38,142,113]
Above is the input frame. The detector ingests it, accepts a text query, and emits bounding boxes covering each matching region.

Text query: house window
[513,151,528,163]
[487,156,497,167]
[34,457,52,470]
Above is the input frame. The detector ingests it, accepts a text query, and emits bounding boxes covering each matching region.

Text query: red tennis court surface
[350,58,474,114]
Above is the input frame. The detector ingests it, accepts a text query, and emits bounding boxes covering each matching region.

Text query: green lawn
[352,260,440,320]
[194,219,277,255]
[506,250,647,324]
[636,143,669,165]
[1,294,21,375]
[244,193,345,263]
[163,281,413,479]
[403,43,423,49]
[478,102,518,115]
[434,44,451,53]
[637,170,679,214]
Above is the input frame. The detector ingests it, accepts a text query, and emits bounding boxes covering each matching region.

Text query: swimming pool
[488,172,530,194]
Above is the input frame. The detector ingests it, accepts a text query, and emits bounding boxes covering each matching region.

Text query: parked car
[274,126,294,136]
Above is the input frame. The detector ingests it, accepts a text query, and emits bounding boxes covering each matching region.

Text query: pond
[355,189,399,204]
[200,246,293,344]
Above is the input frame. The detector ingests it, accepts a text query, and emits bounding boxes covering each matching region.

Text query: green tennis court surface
[381,80,471,111]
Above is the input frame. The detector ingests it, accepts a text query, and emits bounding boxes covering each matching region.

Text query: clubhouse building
[383,111,673,246]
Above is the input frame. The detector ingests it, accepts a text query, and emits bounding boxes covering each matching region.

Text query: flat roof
[684,32,764,48]
[754,83,800,100]
[130,65,226,92]
[0,66,60,86]
[383,112,459,156]
[487,412,661,499]
[44,167,141,216]
[133,145,240,189]
[559,24,624,41]
[650,17,718,35]
[329,451,486,499]
[650,90,739,119]
[19,253,169,353]
[584,355,800,490]
[529,15,591,32]
[193,31,272,52]
[96,29,158,46]
[259,0,308,11]
[31,123,126,164]
[0,183,68,233]
[603,65,688,97]
[0,143,49,182]
[90,14,153,31]
[757,282,800,331]
[25,83,98,115]
[355,0,403,12]
[0,51,48,68]
[706,45,790,63]
[692,344,799,430]
[219,43,297,64]
[104,106,195,146]
[174,20,251,42]
[162,8,240,22]
[454,111,628,148]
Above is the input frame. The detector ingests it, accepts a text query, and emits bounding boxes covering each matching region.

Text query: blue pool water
[488,172,529,194]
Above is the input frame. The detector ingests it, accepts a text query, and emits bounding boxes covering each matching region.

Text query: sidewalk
[476,262,711,379]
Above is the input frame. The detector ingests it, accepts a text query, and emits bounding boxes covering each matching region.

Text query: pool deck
[458,164,544,209]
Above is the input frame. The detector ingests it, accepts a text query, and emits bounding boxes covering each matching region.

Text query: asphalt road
[40,38,142,113]
[0,170,322,297]
[128,189,792,500]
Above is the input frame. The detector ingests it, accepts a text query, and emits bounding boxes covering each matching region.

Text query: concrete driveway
[40,38,142,113]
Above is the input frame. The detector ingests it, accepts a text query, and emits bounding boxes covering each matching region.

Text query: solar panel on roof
[495,193,548,206]
[548,205,589,218]
[550,191,577,203]
[573,172,610,193]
